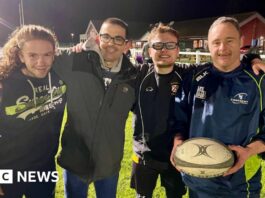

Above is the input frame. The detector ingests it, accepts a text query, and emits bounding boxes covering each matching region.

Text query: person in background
[171,16,265,198]
[135,53,144,64]
[0,25,66,198]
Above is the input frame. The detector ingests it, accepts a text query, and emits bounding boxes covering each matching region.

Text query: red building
[140,12,265,52]
[240,12,265,48]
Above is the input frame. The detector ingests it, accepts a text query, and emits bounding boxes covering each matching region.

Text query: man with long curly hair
[0,25,66,198]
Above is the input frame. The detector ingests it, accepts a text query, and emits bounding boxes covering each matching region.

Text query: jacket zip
[138,70,154,164]
[91,64,134,172]
[138,68,182,163]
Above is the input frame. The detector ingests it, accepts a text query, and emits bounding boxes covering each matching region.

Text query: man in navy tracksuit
[172,17,265,198]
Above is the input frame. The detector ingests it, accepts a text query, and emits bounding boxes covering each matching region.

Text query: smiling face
[19,39,55,78]
[99,23,129,67]
[208,22,242,72]
[148,32,179,73]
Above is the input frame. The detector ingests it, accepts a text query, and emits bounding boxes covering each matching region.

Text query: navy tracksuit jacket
[175,63,265,197]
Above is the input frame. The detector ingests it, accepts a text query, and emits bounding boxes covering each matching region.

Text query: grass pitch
[55,114,265,198]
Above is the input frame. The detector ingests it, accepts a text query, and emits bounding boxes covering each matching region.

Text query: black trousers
[130,160,186,198]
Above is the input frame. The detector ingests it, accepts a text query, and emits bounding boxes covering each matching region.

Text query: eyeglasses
[99,34,127,46]
[151,42,179,50]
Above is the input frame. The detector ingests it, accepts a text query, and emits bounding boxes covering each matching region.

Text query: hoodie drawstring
[27,79,37,107]
[27,72,53,107]
[48,72,53,103]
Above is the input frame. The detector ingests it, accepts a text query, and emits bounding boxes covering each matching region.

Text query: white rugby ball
[174,137,234,178]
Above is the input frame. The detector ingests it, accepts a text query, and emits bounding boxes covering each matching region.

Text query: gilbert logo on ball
[174,137,234,178]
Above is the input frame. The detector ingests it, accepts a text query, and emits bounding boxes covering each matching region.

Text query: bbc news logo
[0,170,13,184]
[0,170,59,184]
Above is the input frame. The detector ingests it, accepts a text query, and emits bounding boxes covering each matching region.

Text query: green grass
[55,113,265,198]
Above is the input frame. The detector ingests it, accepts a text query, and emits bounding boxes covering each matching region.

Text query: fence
[1,47,265,63]
[179,51,265,64]
[179,51,211,64]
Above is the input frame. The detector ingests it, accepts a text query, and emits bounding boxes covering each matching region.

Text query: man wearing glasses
[130,23,187,198]
[54,18,137,198]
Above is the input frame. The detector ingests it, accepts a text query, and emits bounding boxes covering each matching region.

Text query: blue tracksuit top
[175,63,265,197]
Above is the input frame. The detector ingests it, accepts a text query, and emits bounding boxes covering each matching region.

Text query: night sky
[0,0,265,45]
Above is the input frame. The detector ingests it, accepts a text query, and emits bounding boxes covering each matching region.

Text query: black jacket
[132,63,197,162]
[53,51,137,182]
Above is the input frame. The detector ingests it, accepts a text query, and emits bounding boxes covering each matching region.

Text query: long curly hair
[0,24,58,80]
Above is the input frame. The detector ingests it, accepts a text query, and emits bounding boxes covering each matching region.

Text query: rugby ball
[174,137,234,178]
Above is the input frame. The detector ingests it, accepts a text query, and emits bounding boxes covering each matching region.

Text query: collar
[210,63,244,78]
[101,56,122,73]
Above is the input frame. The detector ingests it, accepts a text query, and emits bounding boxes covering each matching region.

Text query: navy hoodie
[0,68,66,171]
